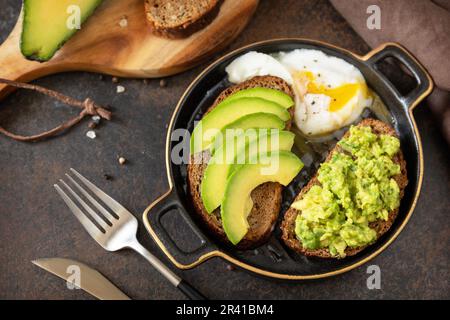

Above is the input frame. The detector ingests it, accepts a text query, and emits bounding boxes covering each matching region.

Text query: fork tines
[54,168,121,238]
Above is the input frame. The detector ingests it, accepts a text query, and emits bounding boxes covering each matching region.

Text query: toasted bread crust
[281,118,408,258]
[144,0,223,39]
[187,76,294,249]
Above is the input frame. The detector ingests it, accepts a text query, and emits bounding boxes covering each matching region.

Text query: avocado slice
[201,130,295,213]
[221,151,304,245]
[228,131,295,177]
[190,97,290,154]
[222,88,294,109]
[21,0,103,61]
[210,112,286,153]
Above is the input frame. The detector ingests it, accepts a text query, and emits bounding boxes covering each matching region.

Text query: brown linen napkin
[330,0,450,143]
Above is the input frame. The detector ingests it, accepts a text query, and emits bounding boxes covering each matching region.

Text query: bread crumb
[116,85,125,93]
[118,156,126,165]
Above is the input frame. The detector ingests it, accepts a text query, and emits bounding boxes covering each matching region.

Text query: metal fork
[54,168,205,300]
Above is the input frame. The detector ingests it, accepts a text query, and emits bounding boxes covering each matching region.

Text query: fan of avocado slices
[190,88,293,154]
[190,87,304,245]
[21,0,103,61]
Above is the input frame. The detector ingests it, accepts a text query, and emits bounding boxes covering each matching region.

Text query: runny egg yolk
[294,71,368,112]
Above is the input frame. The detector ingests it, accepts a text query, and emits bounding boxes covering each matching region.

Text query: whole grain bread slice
[144,0,223,38]
[281,118,408,258]
[187,76,294,249]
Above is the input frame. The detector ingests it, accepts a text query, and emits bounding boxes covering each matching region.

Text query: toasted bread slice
[281,118,408,258]
[188,76,294,249]
[144,0,223,38]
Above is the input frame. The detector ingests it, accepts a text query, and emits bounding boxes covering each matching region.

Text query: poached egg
[226,49,372,135]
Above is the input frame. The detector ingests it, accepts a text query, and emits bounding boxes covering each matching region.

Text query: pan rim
[143,38,433,280]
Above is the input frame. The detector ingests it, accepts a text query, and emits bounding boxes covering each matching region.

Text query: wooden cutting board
[0,0,258,98]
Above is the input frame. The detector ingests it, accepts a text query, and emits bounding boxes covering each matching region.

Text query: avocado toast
[188,76,301,249]
[281,119,408,258]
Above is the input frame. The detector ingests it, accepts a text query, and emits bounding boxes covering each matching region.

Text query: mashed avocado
[293,125,401,257]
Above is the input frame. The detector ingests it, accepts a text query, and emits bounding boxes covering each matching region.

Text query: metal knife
[32,258,130,300]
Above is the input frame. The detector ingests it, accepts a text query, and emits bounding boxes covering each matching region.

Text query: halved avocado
[201,130,295,213]
[222,87,294,109]
[221,151,304,245]
[21,0,103,61]
[190,97,290,154]
[210,112,285,153]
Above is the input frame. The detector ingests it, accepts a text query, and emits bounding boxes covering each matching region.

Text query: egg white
[225,51,293,85]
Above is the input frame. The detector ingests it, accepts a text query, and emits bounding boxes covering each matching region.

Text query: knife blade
[32,258,130,300]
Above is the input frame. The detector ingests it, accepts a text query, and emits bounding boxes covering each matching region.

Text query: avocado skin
[20,0,104,62]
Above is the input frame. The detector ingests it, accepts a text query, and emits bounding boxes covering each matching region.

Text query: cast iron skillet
[143,39,433,280]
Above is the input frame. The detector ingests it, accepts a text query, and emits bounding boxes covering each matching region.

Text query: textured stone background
[0,0,448,299]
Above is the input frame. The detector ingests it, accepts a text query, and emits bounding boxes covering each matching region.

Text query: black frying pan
[143,39,433,280]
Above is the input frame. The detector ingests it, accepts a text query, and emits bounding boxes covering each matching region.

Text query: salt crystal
[119,17,128,28]
[86,130,96,139]
[116,85,125,93]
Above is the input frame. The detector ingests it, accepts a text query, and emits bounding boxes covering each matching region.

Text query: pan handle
[143,189,218,269]
[365,43,433,109]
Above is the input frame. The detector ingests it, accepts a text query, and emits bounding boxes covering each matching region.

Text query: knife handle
[177,280,207,300]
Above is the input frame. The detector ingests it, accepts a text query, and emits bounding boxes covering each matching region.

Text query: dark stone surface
[0,0,448,300]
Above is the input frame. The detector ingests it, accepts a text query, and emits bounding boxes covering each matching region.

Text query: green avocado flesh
[190,97,290,154]
[201,130,295,213]
[210,112,286,154]
[221,87,294,109]
[292,126,401,258]
[21,0,103,61]
[222,151,304,245]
